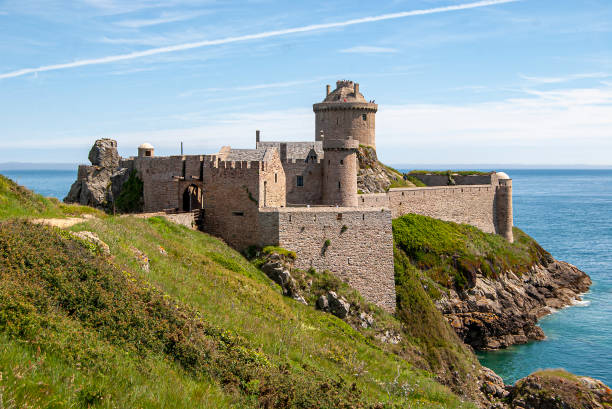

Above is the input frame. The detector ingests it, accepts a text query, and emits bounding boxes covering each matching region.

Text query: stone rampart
[410,173,495,186]
[388,186,496,233]
[259,207,396,312]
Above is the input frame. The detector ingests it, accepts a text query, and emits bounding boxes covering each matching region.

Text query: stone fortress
[67,80,513,312]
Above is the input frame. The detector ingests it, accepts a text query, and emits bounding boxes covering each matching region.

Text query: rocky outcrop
[260,252,307,304]
[65,139,130,209]
[70,231,110,256]
[506,371,612,409]
[437,259,591,350]
[357,145,415,193]
[316,291,350,318]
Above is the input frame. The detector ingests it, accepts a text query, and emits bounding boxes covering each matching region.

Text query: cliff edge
[393,214,592,350]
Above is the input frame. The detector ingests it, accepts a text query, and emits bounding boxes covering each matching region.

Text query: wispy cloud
[0,0,518,80]
[340,46,398,54]
[519,72,611,84]
[115,11,209,28]
[179,76,337,97]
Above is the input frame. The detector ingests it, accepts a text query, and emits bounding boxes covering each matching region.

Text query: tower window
[296,175,304,187]
[338,181,341,189]
[145,150,151,156]
[362,114,367,121]
[340,159,343,165]
[274,173,278,183]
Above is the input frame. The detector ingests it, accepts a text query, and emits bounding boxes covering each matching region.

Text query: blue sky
[0,0,611,166]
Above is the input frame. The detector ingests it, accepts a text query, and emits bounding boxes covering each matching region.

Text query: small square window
[232,211,244,216]
[337,213,342,220]
[296,175,304,187]
[362,114,367,121]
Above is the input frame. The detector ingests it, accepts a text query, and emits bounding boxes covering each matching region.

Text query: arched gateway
[182,184,203,212]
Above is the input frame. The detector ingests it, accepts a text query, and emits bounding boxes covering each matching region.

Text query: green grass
[0,209,476,408]
[0,174,102,220]
[392,214,551,291]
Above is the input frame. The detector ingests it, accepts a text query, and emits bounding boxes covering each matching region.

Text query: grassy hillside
[0,176,477,408]
[393,214,551,294]
[0,174,100,219]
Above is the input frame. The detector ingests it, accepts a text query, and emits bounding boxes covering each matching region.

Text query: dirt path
[31,214,95,228]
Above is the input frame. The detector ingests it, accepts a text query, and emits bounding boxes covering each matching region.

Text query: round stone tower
[313,80,378,149]
[321,133,359,207]
[494,172,513,243]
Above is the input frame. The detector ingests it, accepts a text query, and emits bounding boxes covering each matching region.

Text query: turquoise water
[477,170,612,385]
[2,168,611,385]
[0,169,77,199]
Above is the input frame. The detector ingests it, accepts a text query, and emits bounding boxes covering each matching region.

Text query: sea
[1,167,611,385]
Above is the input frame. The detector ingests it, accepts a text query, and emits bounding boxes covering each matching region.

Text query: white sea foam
[572,298,591,307]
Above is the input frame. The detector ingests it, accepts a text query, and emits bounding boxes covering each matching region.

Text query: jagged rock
[89,138,119,168]
[70,231,110,256]
[326,291,350,318]
[507,372,612,409]
[359,311,374,328]
[260,256,305,304]
[316,291,350,318]
[65,139,121,208]
[356,145,415,193]
[377,329,402,344]
[316,295,328,310]
[436,260,591,350]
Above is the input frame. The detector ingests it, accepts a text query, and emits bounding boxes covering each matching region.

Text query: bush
[115,171,144,213]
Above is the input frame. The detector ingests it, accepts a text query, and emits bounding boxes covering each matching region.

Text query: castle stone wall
[202,160,262,250]
[387,186,497,233]
[135,156,183,212]
[357,193,389,208]
[259,207,396,312]
[283,160,323,204]
[410,173,496,187]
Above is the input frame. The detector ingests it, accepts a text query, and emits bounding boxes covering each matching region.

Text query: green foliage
[394,248,477,376]
[262,245,296,260]
[392,213,551,290]
[0,213,475,409]
[405,175,427,187]
[115,170,144,213]
[0,173,101,220]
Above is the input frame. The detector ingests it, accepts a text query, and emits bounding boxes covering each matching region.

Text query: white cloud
[0,0,518,80]
[519,72,611,84]
[340,46,398,54]
[3,84,612,165]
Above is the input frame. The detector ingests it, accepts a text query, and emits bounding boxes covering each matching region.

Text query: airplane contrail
[0,0,518,80]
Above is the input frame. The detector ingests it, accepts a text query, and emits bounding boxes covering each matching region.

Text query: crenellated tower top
[313,80,378,149]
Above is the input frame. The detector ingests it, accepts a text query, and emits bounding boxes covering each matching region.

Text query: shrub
[114,171,143,213]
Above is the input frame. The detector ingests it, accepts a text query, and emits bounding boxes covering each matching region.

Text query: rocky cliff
[438,258,591,350]
[393,214,592,351]
[357,145,417,193]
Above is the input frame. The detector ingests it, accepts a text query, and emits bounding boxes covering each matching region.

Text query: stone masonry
[66,80,514,312]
